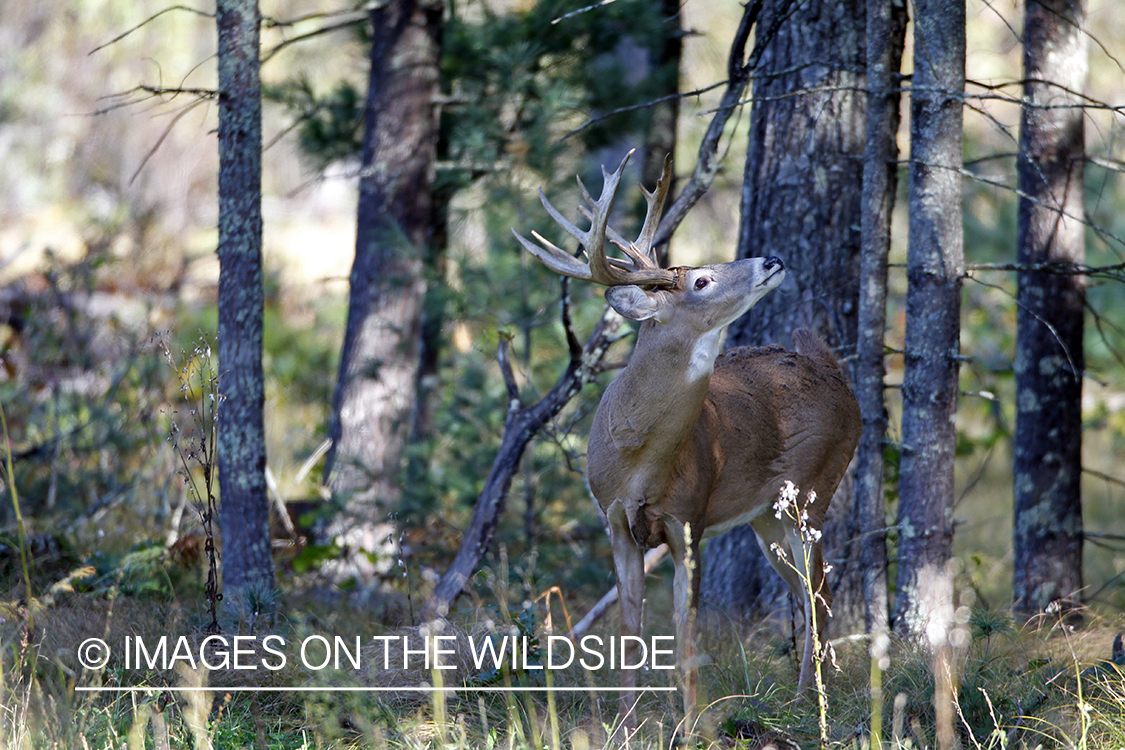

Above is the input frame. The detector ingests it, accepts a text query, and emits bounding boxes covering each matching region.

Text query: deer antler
[512,150,677,288]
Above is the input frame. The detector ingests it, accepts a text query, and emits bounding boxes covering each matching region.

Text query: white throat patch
[688,328,723,382]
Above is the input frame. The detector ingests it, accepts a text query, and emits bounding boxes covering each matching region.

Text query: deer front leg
[664,520,703,731]
[607,502,645,736]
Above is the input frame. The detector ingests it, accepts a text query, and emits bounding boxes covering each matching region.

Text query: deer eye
[694,276,710,291]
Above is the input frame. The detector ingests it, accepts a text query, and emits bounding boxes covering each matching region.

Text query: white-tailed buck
[513,151,861,728]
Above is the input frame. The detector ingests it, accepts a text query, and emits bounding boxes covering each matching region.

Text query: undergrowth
[1,517,1123,750]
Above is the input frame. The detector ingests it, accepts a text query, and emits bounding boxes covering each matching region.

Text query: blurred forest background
[2,0,1125,746]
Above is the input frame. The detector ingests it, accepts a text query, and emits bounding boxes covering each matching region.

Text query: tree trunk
[216,0,274,603]
[701,0,868,634]
[1013,0,1086,620]
[892,0,965,641]
[324,0,443,581]
[640,0,682,267]
[856,0,907,637]
[407,192,451,445]
[894,8,964,744]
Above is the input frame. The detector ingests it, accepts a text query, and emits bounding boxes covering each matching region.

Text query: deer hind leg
[784,524,830,692]
[751,514,828,692]
[607,501,645,735]
[663,520,704,730]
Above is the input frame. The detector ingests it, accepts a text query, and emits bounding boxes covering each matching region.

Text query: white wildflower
[774,480,799,518]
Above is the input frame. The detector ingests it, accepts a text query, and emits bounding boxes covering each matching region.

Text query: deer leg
[752,515,818,689]
[607,502,645,735]
[664,521,703,732]
[785,525,830,693]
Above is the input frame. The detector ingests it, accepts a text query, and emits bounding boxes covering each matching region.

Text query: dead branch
[422,304,625,621]
[90,5,214,56]
[261,14,368,64]
[131,98,211,184]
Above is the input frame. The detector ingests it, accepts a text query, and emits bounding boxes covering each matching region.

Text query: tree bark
[1013,0,1087,620]
[640,0,682,267]
[324,0,443,580]
[216,0,274,601]
[892,0,965,641]
[701,0,868,634]
[856,0,907,637]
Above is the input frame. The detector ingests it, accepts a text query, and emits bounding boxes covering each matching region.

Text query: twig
[498,335,520,405]
[550,0,618,25]
[568,545,668,639]
[90,5,214,55]
[261,14,368,64]
[130,98,210,185]
[1083,467,1125,488]
[562,81,727,141]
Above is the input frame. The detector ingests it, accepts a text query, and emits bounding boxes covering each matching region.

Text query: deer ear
[605,285,661,321]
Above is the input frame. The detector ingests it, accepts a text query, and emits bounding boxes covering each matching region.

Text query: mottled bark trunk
[1013,0,1086,620]
[892,0,965,641]
[324,0,443,579]
[409,191,451,445]
[701,0,868,634]
[216,0,274,601]
[856,0,907,636]
[640,0,682,267]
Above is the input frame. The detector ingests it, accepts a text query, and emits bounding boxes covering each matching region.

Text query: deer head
[513,150,786,327]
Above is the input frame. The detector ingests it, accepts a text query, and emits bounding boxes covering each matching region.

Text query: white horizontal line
[76,686,678,693]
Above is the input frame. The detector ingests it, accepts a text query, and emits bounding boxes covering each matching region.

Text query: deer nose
[764,256,783,270]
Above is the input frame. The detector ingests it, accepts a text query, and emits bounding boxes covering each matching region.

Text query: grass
[1,528,1123,750]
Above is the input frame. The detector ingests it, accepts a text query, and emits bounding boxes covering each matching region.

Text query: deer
[512,150,862,732]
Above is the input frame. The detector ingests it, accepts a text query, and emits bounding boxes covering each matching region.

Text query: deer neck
[629,320,722,389]
[597,320,719,464]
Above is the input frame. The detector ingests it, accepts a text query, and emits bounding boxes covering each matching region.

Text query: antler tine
[538,186,591,250]
[510,227,593,281]
[578,150,633,285]
[632,154,673,266]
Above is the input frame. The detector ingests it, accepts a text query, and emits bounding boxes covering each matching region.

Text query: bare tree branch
[130,98,210,184]
[550,0,619,25]
[966,261,1125,279]
[562,81,726,141]
[90,5,214,55]
[261,14,368,64]
[422,305,625,620]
